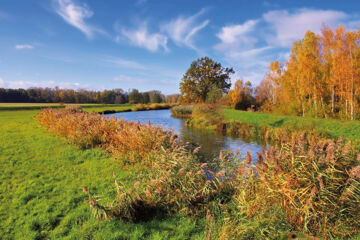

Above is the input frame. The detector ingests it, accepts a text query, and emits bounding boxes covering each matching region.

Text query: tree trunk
[350,47,354,120]
[301,100,305,117]
[332,85,335,113]
[346,99,348,119]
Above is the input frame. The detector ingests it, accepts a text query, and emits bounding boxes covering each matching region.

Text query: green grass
[222,108,360,140]
[82,104,134,113]
[0,103,135,111]
[0,110,204,239]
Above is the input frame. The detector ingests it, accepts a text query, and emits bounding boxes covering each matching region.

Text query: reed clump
[226,121,329,145]
[170,105,193,118]
[219,135,360,239]
[38,106,175,163]
[131,103,172,112]
[186,104,223,129]
[87,146,242,222]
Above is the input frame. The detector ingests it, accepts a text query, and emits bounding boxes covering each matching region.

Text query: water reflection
[108,109,267,162]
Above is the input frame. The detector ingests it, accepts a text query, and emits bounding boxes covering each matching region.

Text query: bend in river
[108,109,267,162]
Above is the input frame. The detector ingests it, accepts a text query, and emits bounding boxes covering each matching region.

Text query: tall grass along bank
[36,106,360,239]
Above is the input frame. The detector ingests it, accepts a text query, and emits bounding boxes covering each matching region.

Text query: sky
[0,0,360,94]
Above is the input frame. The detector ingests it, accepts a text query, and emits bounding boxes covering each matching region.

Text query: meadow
[0,103,172,113]
[1,105,360,239]
[0,108,204,239]
[222,108,360,140]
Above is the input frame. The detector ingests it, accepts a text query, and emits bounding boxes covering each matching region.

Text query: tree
[227,79,254,110]
[179,57,234,103]
[142,92,150,103]
[148,90,162,103]
[206,86,223,104]
[128,89,143,104]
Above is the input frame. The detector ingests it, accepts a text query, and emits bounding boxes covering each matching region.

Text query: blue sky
[0,0,359,94]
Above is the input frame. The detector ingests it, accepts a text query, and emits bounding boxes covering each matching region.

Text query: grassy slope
[0,110,204,240]
[222,108,360,140]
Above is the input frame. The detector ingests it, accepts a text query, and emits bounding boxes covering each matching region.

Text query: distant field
[0,103,134,111]
[222,108,360,140]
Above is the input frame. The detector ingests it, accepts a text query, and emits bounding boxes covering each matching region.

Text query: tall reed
[38,106,175,164]
[219,135,360,239]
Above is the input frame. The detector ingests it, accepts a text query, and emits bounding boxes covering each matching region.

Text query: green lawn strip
[222,108,360,140]
[0,110,204,239]
[0,103,133,111]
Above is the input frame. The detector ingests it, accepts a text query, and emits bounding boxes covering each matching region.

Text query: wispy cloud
[112,75,172,86]
[0,10,9,20]
[104,57,148,70]
[0,78,84,89]
[215,19,258,52]
[214,8,359,85]
[54,0,104,38]
[119,23,168,52]
[161,9,209,50]
[263,9,347,47]
[15,44,34,50]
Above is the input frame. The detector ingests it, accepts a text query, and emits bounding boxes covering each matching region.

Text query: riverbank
[2,106,360,239]
[0,109,204,239]
[222,108,360,140]
[177,105,360,142]
[36,107,360,239]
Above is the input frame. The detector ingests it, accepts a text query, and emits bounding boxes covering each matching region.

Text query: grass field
[222,108,360,140]
[0,109,204,239]
[0,103,135,111]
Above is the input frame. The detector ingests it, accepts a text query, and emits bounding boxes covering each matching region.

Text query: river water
[108,109,266,161]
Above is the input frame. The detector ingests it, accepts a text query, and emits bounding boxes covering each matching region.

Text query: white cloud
[214,19,259,57]
[0,78,83,89]
[120,24,168,52]
[161,9,209,50]
[216,20,258,45]
[54,0,104,38]
[214,8,358,86]
[263,9,347,47]
[15,44,34,50]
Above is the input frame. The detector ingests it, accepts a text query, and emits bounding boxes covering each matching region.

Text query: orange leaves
[259,25,360,119]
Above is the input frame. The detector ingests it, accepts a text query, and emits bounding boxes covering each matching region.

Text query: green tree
[206,87,223,104]
[128,89,143,104]
[142,92,150,103]
[180,57,234,103]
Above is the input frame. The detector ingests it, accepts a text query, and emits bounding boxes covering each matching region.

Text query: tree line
[0,87,179,104]
[179,25,360,120]
[256,25,360,119]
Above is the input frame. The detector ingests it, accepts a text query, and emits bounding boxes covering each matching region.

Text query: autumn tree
[227,79,254,110]
[258,25,360,120]
[179,57,234,104]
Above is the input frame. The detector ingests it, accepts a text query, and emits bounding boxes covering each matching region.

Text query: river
[108,109,267,161]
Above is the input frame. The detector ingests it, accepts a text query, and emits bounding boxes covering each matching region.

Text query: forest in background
[178,25,360,121]
[0,87,179,104]
[255,25,360,120]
